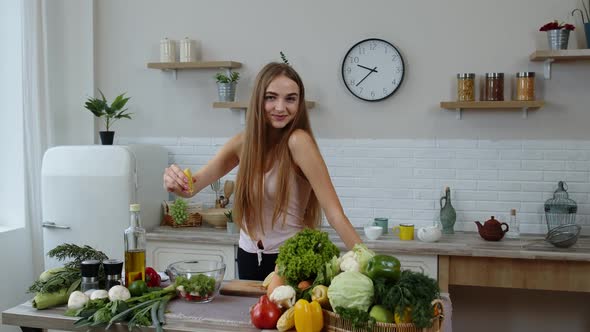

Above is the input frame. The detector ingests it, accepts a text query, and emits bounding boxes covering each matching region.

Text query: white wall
[121,136,590,236]
[89,0,589,140]
[45,0,95,145]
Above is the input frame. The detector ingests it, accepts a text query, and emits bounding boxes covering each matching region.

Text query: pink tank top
[238,164,312,262]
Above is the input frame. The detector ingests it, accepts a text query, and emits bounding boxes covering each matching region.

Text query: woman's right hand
[163,164,194,197]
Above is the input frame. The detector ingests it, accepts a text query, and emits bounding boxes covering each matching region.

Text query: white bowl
[364,225,383,240]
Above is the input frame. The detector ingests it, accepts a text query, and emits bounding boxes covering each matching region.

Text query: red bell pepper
[145,267,161,287]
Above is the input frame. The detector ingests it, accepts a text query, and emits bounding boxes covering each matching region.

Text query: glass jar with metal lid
[515,72,535,101]
[483,73,504,101]
[457,73,475,101]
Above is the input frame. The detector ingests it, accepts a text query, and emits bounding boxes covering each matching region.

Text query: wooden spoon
[224,180,235,202]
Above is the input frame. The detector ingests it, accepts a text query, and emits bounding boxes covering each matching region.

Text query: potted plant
[84,90,132,145]
[224,210,237,234]
[540,20,576,50]
[215,71,240,102]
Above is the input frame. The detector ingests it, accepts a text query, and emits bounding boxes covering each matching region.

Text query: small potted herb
[224,210,237,234]
[214,71,240,102]
[83,90,132,145]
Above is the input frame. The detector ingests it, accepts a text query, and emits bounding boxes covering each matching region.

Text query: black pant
[237,247,278,281]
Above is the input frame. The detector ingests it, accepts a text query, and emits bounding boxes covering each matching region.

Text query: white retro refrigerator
[41,145,168,269]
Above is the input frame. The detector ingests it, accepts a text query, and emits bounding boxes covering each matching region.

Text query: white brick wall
[120,137,590,235]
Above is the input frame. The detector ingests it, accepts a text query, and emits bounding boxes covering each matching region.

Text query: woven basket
[161,201,202,228]
[323,299,444,332]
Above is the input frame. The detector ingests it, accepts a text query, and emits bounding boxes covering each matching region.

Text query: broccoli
[276,229,340,285]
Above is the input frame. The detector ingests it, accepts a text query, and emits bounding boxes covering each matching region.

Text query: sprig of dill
[48,243,108,268]
[373,270,440,328]
[29,244,109,294]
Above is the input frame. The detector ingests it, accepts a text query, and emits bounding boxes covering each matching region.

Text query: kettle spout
[474,221,483,232]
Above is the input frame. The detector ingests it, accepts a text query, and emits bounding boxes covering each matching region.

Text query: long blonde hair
[233,62,321,238]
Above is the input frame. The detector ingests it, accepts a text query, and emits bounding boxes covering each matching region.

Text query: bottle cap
[130,204,141,212]
[80,260,101,278]
[102,259,123,276]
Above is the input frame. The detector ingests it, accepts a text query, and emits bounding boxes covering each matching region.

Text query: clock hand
[355,66,378,86]
[357,64,379,73]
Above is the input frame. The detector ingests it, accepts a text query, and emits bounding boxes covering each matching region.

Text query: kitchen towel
[441,292,453,332]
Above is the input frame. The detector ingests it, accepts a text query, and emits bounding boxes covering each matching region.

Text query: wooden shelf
[147,61,242,70]
[213,101,316,110]
[529,50,590,79]
[529,49,590,61]
[440,100,545,119]
[147,61,242,79]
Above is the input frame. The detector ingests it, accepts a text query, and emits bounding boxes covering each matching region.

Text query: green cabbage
[328,271,374,312]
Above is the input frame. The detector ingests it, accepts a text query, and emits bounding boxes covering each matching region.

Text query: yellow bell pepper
[294,299,323,332]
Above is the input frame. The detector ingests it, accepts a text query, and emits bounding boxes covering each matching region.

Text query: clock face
[341,38,405,101]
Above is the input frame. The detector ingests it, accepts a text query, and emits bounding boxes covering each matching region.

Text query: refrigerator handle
[42,221,71,229]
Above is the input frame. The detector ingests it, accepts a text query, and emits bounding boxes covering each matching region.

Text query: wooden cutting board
[220,279,267,297]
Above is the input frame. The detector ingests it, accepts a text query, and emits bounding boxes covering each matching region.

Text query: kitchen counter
[147,226,590,262]
[148,226,590,293]
[2,294,259,332]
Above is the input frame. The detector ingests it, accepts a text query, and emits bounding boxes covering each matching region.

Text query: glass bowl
[165,260,225,303]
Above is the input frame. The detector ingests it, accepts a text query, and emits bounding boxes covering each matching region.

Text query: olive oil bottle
[124,204,146,286]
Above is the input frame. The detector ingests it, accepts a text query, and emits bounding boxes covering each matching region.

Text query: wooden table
[2,294,260,332]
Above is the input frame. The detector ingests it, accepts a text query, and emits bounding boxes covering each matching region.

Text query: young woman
[163,62,361,280]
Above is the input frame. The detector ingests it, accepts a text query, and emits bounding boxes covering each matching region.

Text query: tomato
[145,267,161,287]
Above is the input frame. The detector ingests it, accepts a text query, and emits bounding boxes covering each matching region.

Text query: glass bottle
[124,204,146,286]
[103,259,123,290]
[440,187,456,234]
[506,208,520,239]
[80,260,100,292]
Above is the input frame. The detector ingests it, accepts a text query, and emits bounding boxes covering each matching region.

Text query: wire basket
[323,299,444,332]
[161,201,202,228]
[544,181,577,232]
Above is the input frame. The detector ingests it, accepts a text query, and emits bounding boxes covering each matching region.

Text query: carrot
[297,280,312,291]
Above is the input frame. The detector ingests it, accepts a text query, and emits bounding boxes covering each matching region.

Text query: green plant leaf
[110,94,130,111]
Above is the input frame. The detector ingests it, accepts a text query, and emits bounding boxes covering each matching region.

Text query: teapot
[475,216,509,241]
[417,225,442,243]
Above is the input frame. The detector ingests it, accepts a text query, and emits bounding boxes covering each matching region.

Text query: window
[0,0,25,229]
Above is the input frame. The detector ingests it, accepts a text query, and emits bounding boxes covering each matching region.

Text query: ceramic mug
[392,223,415,240]
[373,217,389,234]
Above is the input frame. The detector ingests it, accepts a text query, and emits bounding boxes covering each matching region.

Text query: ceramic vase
[440,187,456,234]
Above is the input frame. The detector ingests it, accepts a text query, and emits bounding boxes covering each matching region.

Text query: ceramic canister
[179,37,195,62]
[160,38,176,62]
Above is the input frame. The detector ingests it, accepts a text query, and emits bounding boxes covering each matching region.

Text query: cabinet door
[375,252,438,280]
[146,241,236,280]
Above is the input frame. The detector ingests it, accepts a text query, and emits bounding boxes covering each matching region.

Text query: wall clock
[341,38,405,102]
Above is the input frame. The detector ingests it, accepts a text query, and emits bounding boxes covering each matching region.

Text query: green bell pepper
[365,255,401,282]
